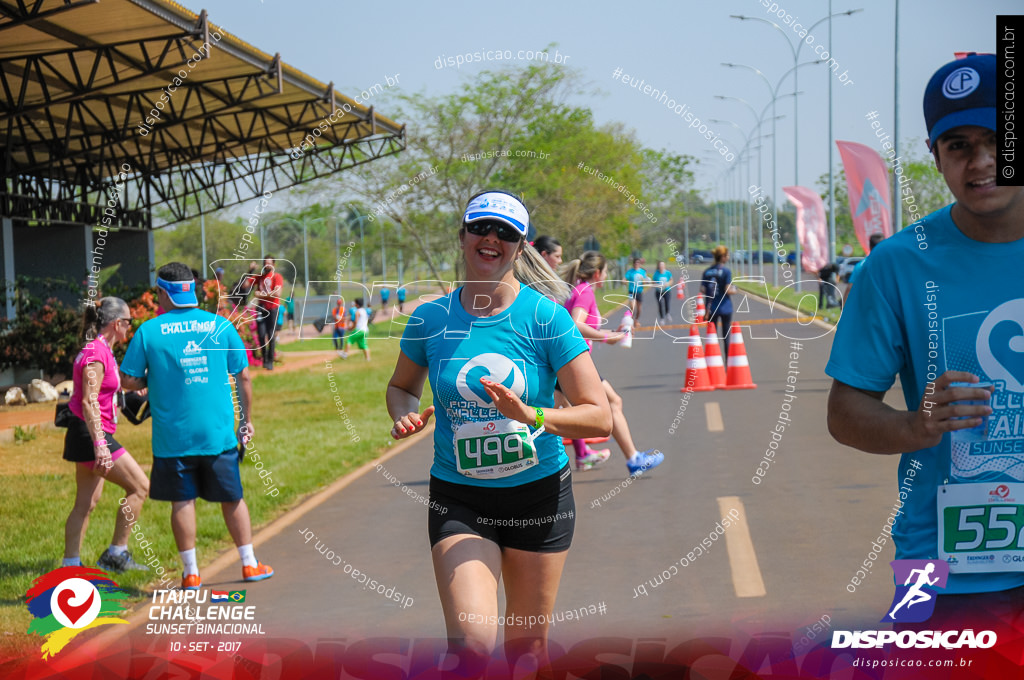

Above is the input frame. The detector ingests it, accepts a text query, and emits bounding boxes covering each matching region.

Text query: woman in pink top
[62,297,150,573]
[561,252,665,477]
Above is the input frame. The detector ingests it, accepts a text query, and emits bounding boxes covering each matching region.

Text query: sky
[190,0,1015,205]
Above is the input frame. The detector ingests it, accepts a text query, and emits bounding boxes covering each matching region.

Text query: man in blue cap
[826,53,1024,629]
[120,262,274,589]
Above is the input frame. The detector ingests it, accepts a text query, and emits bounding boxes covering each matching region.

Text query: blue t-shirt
[381,289,391,302]
[625,268,647,294]
[701,265,733,317]
[397,288,407,301]
[826,204,1024,594]
[400,284,588,487]
[121,308,248,458]
[652,270,672,289]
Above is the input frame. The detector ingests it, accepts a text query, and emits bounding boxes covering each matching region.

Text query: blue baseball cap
[924,53,996,149]
[462,191,530,237]
[156,276,198,307]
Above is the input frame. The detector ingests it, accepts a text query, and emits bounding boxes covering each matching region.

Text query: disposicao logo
[25,567,129,659]
[882,559,947,624]
[832,560,997,650]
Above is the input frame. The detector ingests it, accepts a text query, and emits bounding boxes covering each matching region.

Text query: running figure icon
[888,562,939,619]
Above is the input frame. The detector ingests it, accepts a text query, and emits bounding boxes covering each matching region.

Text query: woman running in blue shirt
[386,190,612,667]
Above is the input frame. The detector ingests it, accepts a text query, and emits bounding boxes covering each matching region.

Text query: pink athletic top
[564,280,600,349]
[69,335,120,433]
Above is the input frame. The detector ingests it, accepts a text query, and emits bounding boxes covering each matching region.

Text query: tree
[300,57,651,278]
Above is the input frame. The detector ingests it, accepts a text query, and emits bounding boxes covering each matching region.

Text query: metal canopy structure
[0,0,406,230]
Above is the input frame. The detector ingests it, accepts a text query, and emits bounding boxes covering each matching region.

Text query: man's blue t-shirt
[625,268,647,295]
[652,270,672,290]
[400,284,588,487]
[826,204,1024,594]
[701,265,733,317]
[381,289,391,303]
[121,308,248,458]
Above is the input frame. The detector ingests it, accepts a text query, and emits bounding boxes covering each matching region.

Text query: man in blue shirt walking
[121,262,275,589]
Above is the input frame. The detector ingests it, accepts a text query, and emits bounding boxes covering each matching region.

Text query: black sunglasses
[464,220,523,243]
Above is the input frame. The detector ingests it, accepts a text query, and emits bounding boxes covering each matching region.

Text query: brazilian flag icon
[228,591,246,603]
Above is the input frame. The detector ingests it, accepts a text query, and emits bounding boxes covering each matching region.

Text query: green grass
[734,279,843,327]
[0,339,429,659]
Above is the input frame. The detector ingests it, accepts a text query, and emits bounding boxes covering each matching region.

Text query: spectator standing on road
[623,258,649,324]
[397,286,407,313]
[285,295,296,332]
[386,191,611,670]
[247,258,284,371]
[120,262,274,590]
[62,297,150,573]
[826,53,1024,629]
[702,246,736,356]
[817,262,840,310]
[652,261,673,323]
[844,232,885,301]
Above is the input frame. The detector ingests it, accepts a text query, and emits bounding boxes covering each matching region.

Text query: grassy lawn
[734,279,843,327]
[0,338,427,658]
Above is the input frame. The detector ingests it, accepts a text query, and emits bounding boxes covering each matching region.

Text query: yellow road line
[705,402,724,432]
[717,496,767,598]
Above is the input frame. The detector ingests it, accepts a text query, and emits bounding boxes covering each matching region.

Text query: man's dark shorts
[151,449,244,502]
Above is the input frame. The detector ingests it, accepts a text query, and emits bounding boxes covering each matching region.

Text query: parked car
[690,249,713,264]
[838,256,864,283]
[752,250,782,263]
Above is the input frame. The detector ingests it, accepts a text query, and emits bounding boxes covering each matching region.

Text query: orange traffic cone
[676,281,685,299]
[723,324,757,389]
[695,294,706,322]
[681,323,714,392]
[703,321,727,388]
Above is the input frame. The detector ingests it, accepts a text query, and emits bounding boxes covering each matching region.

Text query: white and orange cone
[681,323,714,392]
[695,294,706,322]
[703,321,727,389]
[723,324,757,389]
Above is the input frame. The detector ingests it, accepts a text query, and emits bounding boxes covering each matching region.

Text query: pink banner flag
[836,140,892,254]
[783,186,829,273]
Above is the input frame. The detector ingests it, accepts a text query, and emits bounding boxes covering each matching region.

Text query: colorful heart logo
[56,588,94,626]
[49,578,101,629]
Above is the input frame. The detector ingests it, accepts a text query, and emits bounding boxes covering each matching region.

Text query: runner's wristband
[534,407,544,430]
[94,439,107,447]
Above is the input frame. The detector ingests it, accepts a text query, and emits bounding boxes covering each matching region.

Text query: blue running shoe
[627,449,664,477]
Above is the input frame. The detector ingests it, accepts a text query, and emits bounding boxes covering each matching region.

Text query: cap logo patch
[942,67,980,99]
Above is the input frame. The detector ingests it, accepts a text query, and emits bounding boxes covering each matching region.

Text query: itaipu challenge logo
[24,566,130,658]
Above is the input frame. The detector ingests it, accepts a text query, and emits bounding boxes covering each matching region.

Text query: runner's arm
[233,367,254,444]
[569,307,625,344]
[81,361,112,473]
[119,370,146,391]
[827,373,993,454]
[387,352,434,439]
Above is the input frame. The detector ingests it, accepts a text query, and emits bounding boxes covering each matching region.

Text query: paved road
[95,273,907,655]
